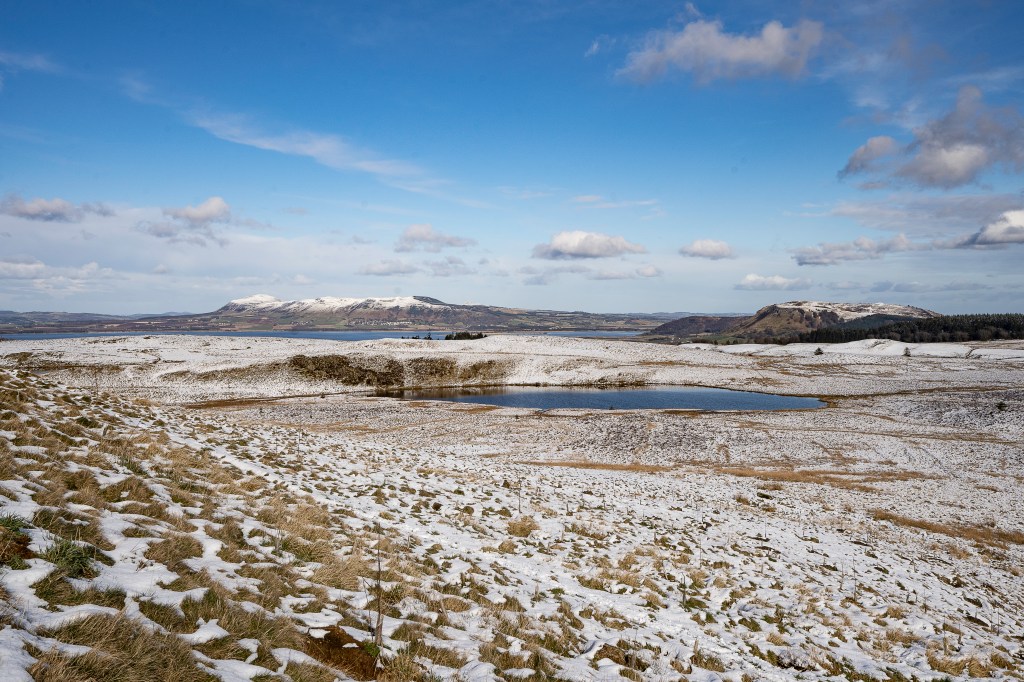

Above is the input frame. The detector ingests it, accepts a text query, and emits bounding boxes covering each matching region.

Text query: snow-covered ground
[1,335,1022,680]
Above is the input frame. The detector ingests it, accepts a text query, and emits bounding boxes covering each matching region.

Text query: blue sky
[2,1,1023,314]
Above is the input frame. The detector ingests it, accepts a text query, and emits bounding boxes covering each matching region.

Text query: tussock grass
[42,537,100,579]
[518,460,673,473]
[718,466,934,492]
[180,585,304,654]
[872,509,1024,546]
[30,612,214,682]
[311,553,366,590]
[507,516,540,537]
[31,573,126,609]
[144,532,205,570]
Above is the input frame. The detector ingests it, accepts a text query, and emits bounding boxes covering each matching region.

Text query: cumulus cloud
[635,265,662,277]
[532,231,646,260]
[735,273,812,290]
[0,257,120,294]
[868,280,991,293]
[358,259,419,276]
[0,257,48,279]
[137,196,232,247]
[424,256,476,277]
[838,136,898,177]
[519,264,591,286]
[679,238,735,259]
[164,196,231,225]
[0,194,114,222]
[813,194,1023,237]
[394,224,476,252]
[841,86,1024,189]
[619,18,824,83]
[960,209,1024,246]
[796,208,1024,265]
[792,233,924,265]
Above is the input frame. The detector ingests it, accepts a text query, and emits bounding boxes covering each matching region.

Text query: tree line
[792,314,1024,344]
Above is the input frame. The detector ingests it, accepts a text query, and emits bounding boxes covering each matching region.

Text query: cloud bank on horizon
[1,1,1022,315]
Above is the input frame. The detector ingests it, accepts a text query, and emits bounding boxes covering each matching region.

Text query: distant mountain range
[0,295,690,333]
[645,300,940,342]
[0,296,945,339]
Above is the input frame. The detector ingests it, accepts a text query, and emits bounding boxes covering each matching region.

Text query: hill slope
[647,301,938,341]
[1,295,683,333]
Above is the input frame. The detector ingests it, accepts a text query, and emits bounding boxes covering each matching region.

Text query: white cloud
[842,86,1024,189]
[425,256,476,277]
[358,259,419,276]
[796,209,1024,264]
[812,194,1023,237]
[497,186,556,200]
[0,50,58,72]
[0,257,47,279]
[0,194,114,222]
[838,135,898,177]
[0,257,121,295]
[869,280,991,293]
[584,35,616,58]
[532,231,646,259]
[0,50,59,90]
[735,273,812,290]
[635,265,662,277]
[519,264,591,286]
[164,196,231,226]
[137,196,232,247]
[679,238,734,259]
[190,112,421,178]
[589,270,635,280]
[619,18,824,83]
[792,233,923,265]
[963,209,1024,245]
[394,224,476,252]
[571,194,659,210]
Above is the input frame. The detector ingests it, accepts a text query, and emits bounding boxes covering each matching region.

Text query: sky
[1,1,1023,315]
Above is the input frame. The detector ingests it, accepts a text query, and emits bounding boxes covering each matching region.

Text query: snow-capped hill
[224,294,283,310]
[203,295,678,330]
[219,294,451,315]
[774,300,937,322]
[723,300,940,339]
[648,300,940,341]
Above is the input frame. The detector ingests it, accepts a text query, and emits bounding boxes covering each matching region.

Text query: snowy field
[1,334,1023,681]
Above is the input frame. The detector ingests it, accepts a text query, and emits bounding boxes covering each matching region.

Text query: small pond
[382,385,824,411]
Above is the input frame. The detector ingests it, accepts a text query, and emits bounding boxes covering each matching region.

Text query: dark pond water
[383,385,824,411]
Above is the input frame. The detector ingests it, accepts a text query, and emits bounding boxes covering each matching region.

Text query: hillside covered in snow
[1,335,1023,680]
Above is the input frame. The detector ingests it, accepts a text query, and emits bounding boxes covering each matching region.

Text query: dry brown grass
[507,516,540,537]
[517,460,673,473]
[30,612,214,682]
[717,466,934,492]
[311,552,367,590]
[871,509,1024,547]
[925,649,996,677]
[144,532,204,570]
[179,584,304,657]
